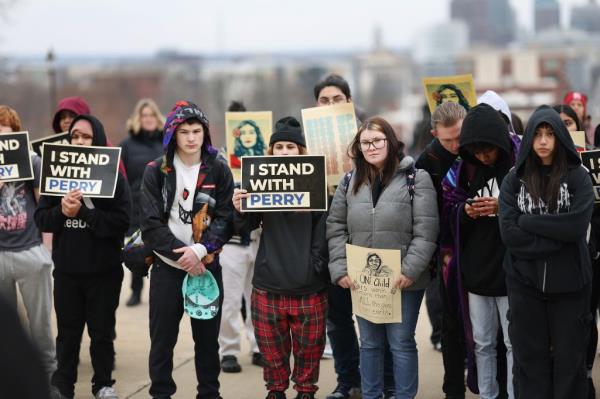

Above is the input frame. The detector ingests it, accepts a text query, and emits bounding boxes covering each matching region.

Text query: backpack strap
[406,163,416,202]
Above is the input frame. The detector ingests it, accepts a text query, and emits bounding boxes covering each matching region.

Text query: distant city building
[450,0,516,47]
[571,0,600,33]
[534,0,560,33]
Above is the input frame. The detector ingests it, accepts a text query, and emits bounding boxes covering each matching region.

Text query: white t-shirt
[155,153,207,268]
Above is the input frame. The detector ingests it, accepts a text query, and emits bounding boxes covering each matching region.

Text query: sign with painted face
[581,149,600,203]
[241,155,327,211]
[422,74,477,114]
[40,143,121,198]
[0,131,34,182]
[30,132,70,157]
[302,103,358,186]
[346,243,402,324]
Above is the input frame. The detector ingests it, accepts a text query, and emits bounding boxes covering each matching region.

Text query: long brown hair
[349,116,403,195]
[523,122,568,212]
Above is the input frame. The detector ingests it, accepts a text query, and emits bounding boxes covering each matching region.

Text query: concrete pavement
[55,274,599,398]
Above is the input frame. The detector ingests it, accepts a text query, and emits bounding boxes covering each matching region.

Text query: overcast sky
[0,0,591,56]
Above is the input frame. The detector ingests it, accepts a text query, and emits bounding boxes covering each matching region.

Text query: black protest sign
[582,150,600,203]
[0,131,34,182]
[30,132,69,156]
[40,143,121,198]
[241,155,327,211]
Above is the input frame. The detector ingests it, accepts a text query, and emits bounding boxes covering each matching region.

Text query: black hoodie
[499,105,594,293]
[34,115,131,274]
[457,104,514,296]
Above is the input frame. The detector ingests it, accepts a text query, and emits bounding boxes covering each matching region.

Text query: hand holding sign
[232,188,249,213]
[337,275,357,290]
[61,189,83,217]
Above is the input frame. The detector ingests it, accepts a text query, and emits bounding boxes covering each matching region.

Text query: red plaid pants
[251,288,328,393]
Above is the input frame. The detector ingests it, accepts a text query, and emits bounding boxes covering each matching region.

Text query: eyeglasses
[359,138,387,151]
[317,96,347,106]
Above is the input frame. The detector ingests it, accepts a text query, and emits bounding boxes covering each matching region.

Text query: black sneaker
[326,384,362,399]
[126,292,141,307]
[266,391,286,399]
[382,389,395,399]
[220,355,242,373]
[50,386,72,399]
[252,352,268,367]
[295,393,315,399]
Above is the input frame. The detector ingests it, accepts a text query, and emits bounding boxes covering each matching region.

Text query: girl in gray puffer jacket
[327,116,439,399]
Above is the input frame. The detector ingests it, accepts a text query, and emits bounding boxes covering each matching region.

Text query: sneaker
[50,386,72,399]
[433,341,442,352]
[295,393,315,399]
[326,384,362,399]
[266,391,286,399]
[95,386,119,399]
[252,352,268,368]
[221,355,242,373]
[126,292,141,307]
[382,390,395,399]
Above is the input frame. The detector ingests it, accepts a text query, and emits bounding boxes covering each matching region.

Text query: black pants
[130,270,144,294]
[507,276,590,399]
[426,273,443,345]
[326,284,395,391]
[149,262,223,399]
[51,268,123,398]
[439,272,467,398]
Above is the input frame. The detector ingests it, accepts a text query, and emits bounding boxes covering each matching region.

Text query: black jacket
[415,138,458,214]
[456,104,514,296]
[34,115,131,275]
[140,149,234,269]
[235,210,328,295]
[499,105,594,293]
[120,129,163,232]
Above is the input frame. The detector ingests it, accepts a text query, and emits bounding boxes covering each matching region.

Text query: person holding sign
[499,106,594,399]
[139,100,234,399]
[35,115,131,399]
[232,116,328,399]
[35,114,131,399]
[0,105,57,381]
[327,117,439,399]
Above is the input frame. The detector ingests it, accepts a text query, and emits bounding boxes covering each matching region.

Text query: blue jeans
[468,293,513,399]
[357,289,425,399]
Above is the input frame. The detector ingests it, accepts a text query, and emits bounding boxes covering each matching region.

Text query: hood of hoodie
[68,114,107,147]
[53,97,91,133]
[458,103,512,166]
[515,105,581,174]
[162,100,216,168]
[478,90,514,132]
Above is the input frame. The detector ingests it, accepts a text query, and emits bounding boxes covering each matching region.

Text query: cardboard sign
[302,102,358,185]
[346,244,402,324]
[570,131,586,153]
[30,132,70,156]
[581,150,600,203]
[225,111,273,182]
[422,74,477,114]
[241,155,327,211]
[0,131,34,182]
[40,143,121,198]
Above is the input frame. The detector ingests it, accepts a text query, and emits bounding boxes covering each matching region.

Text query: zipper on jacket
[542,261,547,292]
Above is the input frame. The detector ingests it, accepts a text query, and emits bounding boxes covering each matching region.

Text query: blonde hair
[0,105,22,132]
[126,98,165,134]
[431,102,467,130]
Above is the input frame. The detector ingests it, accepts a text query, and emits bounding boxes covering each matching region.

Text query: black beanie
[269,116,306,148]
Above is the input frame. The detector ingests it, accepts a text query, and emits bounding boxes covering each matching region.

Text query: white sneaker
[322,342,333,359]
[95,386,119,399]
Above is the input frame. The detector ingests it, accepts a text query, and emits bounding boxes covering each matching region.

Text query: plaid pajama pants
[251,288,328,393]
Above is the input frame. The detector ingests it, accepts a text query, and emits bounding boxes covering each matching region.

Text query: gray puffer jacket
[327,156,439,290]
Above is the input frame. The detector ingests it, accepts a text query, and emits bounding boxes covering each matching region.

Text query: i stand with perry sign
[0,131,34,182]
[39,142,121,198]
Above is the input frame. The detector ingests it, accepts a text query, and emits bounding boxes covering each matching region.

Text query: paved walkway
[51,274,598,398]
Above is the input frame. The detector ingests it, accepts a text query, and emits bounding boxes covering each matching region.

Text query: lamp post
[46,48,57,121]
